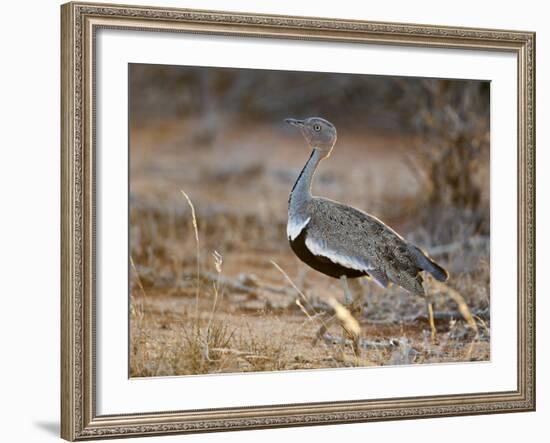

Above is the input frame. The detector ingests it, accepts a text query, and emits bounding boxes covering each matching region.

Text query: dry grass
[129,120,490,377]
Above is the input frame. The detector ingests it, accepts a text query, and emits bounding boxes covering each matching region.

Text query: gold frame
[61,2,536,440]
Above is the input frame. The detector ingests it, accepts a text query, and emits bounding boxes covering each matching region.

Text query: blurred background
[129,63,490,377]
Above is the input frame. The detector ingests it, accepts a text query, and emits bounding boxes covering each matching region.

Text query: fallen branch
[182,271,294,297]
[428,236,490,256]
[210,347,269,360]
[404,307,489,325]
[322,334,400,350]
[308,299,488,326]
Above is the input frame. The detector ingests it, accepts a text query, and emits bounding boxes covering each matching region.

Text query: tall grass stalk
[130,255,148,298]
[205,251,224,360]
[180,189,200,318]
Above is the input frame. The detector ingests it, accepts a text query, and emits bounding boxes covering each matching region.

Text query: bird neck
[289,149,322,214]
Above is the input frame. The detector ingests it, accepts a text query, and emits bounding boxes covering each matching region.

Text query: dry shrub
[174,319,235,375]
[396,79,490,241]
[235,323,290,372]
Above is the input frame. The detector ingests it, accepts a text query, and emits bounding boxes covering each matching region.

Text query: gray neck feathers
[288,149,322,224]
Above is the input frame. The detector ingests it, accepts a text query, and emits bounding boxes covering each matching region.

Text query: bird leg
[340,276,362,356]
[313,276,364,353]
[341,275,354,306]
[426,299,437,343]
[347,278,365,315]
[313,275,353,344]
[313,313,337,345]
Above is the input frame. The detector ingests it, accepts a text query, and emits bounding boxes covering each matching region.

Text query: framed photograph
[61,1,536,440]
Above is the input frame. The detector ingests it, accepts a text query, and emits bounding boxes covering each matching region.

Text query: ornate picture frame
[61,1,535,440]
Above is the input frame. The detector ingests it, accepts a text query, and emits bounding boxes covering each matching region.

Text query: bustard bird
[285,117,449,340]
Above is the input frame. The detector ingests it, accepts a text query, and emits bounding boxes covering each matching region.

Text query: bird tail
[410,245,449,282]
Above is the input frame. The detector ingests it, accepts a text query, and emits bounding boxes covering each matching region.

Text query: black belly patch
[289,228,367,279]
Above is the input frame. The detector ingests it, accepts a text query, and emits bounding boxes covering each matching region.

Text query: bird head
[285,117,337,158]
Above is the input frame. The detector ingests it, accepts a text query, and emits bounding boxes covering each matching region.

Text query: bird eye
[313,124,321,132]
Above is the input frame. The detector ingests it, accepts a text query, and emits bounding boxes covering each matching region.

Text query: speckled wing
[304,197,422,292]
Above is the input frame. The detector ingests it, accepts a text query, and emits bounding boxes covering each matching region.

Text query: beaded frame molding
[61,2,536,440]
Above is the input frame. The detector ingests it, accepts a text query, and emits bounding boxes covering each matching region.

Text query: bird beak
[285,118,304,128]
